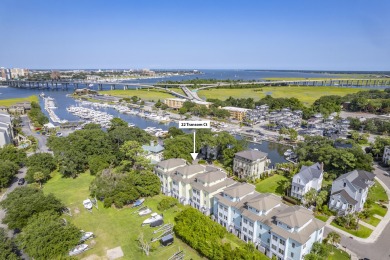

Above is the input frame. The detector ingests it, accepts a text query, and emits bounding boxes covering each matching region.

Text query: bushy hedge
[174,208,266,260]
[157,197,178,211]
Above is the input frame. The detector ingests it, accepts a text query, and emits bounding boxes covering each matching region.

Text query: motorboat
[283,149,293,157]
[132,198,145,207]
[83,199,93,210]
[138,208,152,216]
[80,231,94,242]
[69,244,88,256]
[142,213,163,225]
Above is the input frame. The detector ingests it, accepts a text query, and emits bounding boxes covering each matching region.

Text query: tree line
[28,101,49,126]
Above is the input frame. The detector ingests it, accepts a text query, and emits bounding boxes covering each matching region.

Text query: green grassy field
[362,216,381,227]
[325,244,350,260]
[43,172,202,260]
[369,180,389,203]
[330,222,373,238]
[0,95,38,107]
[255,174,289,195]
[101,88,185,102]
[315,214,330,222]
[370,203,388,217]
[197,86,366,105]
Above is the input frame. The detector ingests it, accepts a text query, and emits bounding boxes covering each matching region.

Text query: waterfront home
[290,163,324,200]
[233,149,269,180]
[214,186,325,260]
[328,170,375,215]
[222,106,249,121]
[142,141,164,164]
[383,146,390,165]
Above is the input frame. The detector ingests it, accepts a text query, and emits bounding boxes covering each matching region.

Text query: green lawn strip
[325,244,350,260]
[315,215,330,222]
[0,95,38,107]
[255,174,288,195]
[198,86,367,105]
[370,203,388,217]
[43,171,202,259]
[330,221,372,238]
[362,216,381,227]
[369,180,389,203]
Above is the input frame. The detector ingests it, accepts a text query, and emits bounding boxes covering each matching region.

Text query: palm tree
[33,171,45,188]
[326,231,341,254]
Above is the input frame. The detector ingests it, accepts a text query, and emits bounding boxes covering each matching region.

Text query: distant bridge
[2,80,190,99]
[155,78,390,91]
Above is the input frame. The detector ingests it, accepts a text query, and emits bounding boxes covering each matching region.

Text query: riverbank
[0,95,38,107]
[197,86,368,105]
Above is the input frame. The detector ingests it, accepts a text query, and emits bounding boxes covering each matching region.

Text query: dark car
[18,178,25,185]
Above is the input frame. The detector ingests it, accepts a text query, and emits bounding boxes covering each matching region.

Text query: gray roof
[275,205,313,228]
[156,158,186,170]
[142,143,164,153]
[176,164,206,177]
[223,182,255,198]
[294,162,323,184]
[245,192,282,212]
[235,149,267,161]
[331,190,358,205]
[196,170,226,184]
[335,170,375,189]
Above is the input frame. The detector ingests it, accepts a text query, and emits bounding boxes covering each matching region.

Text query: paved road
[0,167,27,235]
[20,115,50,153]
[324,164,390,260]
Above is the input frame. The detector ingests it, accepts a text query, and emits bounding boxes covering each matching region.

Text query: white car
[138,208,152,216]
[80,231,94,242]
[83,199,93,210]
[69,244,88,256]
[142,213,162,225]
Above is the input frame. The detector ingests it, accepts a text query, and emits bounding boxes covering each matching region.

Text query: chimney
[320,162,324,172]
[150,140,155,147]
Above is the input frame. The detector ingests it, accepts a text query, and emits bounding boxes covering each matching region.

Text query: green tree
[0,228,20,260]
[0,160,19,188]
[109,117,128,131]
[304,242,329,260]
[0,187,65,230]
[33,171,45,188]
[326,231,341,253]
[0,144,27,166]
[17,211,80,259]
[88,155,110,175]
[26,152,56,172]
[304,188,317,207]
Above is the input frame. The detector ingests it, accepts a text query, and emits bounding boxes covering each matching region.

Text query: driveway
[20,115,49,153]
[324,164,390,260]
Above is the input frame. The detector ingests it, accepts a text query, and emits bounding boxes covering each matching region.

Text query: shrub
[157,197,178,211]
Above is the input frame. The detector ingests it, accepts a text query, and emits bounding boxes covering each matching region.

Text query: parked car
[56,132,63,137]
[18,178,25,185]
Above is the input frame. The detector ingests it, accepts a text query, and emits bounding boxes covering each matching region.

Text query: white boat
[88,84,94,87]
[142,213,163,225]
[283,149,293,157]
[80,231,94,242]
[138,208,152,216]
[69,244,88,256]
[83,199,93,210]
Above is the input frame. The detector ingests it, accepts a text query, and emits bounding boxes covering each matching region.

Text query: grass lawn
[255,174,288,195]
[101,88,184,102]
[43,172,202,260]
[362,216,381,227]
[0,95,38,107]
[330,221,373,238]
[369,180,389,203]
[325,244,350,260]
[198,86,367,105]
[370,203,388,217]
[315,214,330,222]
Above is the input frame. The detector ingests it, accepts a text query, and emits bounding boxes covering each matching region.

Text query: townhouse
[233,149,269,179]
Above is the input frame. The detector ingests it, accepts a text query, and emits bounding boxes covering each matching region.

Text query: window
[219,205,223,209]
[224,207,228,212]
[243,227,247,232]
[273,235,278,241]
[280,239,285,246]
[219,213,222,217]
[343,182,346,187]
[249,221,254,227]
[290,252,294,258]
[249,231,253,236]
[244,219,248,224]
[271,245,277,250]
[260,224,263,229]
[286,226,291,229]
[267,239,270,243]
[292,243,295,248]
[258,234,262,238]
[278,248,284,254]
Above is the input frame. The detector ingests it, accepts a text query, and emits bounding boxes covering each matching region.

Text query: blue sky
[0,0,389,70]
